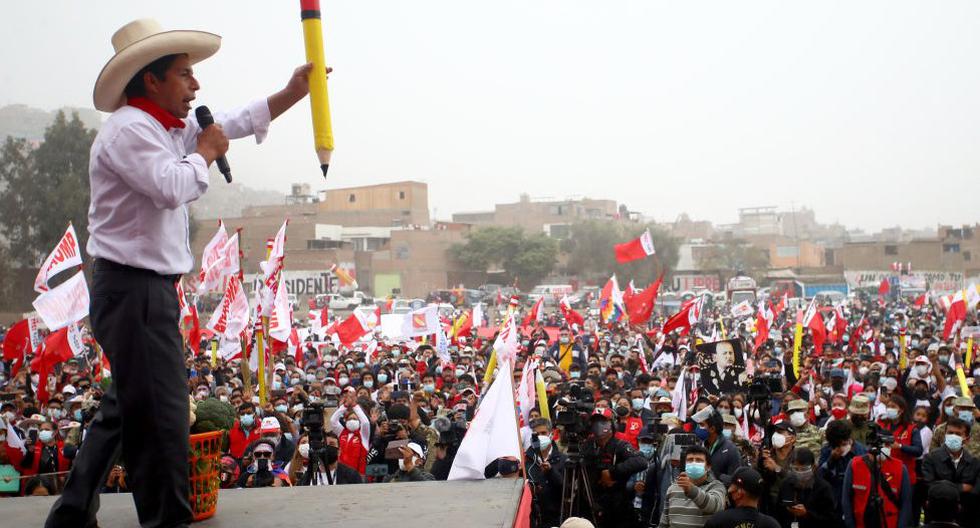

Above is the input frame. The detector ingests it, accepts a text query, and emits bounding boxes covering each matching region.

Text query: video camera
[554,383,595,449]
[865,423,895,454]
[301,401,326,451]
[432,414,466,446]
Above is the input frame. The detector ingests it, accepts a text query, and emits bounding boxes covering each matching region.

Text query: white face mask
[915,365,929,377]
[346,419,360,432]
[790,412,806,428]
[771,432,787,449]
[298,443,310,459]
[733,407,743,418]
[537,435,552,451]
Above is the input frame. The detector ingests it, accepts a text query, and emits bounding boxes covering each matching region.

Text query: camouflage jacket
[930,421,980,458]
[794,423,824,455]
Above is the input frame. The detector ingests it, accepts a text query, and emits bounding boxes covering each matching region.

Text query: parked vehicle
[527,284,574,306]
[726,275,757,306]
[317,292,368,311]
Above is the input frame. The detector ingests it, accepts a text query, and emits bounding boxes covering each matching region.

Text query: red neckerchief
[127,97,186,130]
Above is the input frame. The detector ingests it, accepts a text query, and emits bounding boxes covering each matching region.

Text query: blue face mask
[632,398,645,410]
[945,434,964,452]
[885,408,899,421]
[945,406,955,417]
[378,374,389,383]
[73,409,84,422]
[694,426,710,442]
[958,410,974,425]
[865,393,876,402]
[722,429,733,440]
[275,404,288,413]
[240,414,255,428]
[355,362,365,369]
[685,461,707,479]
[639,444,655,457]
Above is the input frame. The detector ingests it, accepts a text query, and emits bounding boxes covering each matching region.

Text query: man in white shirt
[47,19,323,528]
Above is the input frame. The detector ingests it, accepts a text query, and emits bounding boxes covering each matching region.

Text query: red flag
[753,302,774,351]
[913,293,928,308]
[522,297,544,327]
[624,274,664,324]
[774,293,788,316]
[188,304,202,356]
[559,296,585,328]
[335,312,370,346]
[614,230,656,264]
[663,296,703,335]
[320,306,330,327]
[2,319,32,379]
[31,326,80,403]
[878,279,890,306]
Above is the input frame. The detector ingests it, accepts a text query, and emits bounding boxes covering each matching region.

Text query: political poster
[695,339,747,395]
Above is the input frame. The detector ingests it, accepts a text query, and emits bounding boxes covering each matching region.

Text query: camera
[432,415,465,446]
[865,423,895,453]
[253,458,274,487]
[554,383,595,449]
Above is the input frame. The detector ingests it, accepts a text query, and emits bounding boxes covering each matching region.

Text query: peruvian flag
[913,292,930,308]
[773,293,788,316]
[614,229,656,264]
[753,301,774,351]
[196,221,229,294]
[830,305,848,343]
[207,275,251,359]
[943,291,968,340]
[803,300,827,353]
[522,297,545,327]
[560,296,586,328]
[624,273,664,325]
[34,223,83,293]
[663,295,703,335]
[258,220,288,317]
[268,275,293,343]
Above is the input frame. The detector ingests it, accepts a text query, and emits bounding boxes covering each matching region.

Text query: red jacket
[228,421,261,459]
[339,428,367,475]
[850,455,904,528]
[20,440,70,478]
[877,420,917,485]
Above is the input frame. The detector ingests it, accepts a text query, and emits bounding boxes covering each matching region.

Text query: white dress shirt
[86,100,271,275]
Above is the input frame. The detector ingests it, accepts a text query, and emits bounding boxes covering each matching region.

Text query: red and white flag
[624,274,663,325]
[31,324,84,403]
[913,292,930,308]
[400,305,440,338]
[522,297,545,327]
[32,270,90,331]
[207,275,251,358]
[196,221,229,294]
[268,275,293,343]
[493,316,519,365]
[258,220,288,316]
[614,229,656,264]
[803,299,827,353]
[335,310,372,346]
[448,357,521,480]
[560,296,586,328]
[663,296,703,335]
[943,290,968,340]
[34,223,83,293]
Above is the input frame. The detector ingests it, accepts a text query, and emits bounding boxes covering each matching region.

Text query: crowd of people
[2,287,980,528]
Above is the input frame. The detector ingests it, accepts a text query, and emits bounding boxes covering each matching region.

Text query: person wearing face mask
[549,328,585,375]
[257,416,294,467]
[921,418,980,526]
[930,397,980,457]
[229,402,262,460]
[842,430,913,528]
[627,424,664,526]
[722,414,757,466]
[578,407,647,527]
[658,445,727,528]
[845,396,873,445]
[525,418,567,528]
[383,442,434,482]
[20,420,72,492]
[775,448,840,528]
[785,400,823,455]
[692,407,742,486]
[760,421,798,513]
[705,467,780,528]
[286,432,362,485]
[875,395,922,492]
[614,396,645,449]
[329,390,371,476]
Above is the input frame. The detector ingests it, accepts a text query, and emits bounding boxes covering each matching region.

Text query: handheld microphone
[194,106,232,183]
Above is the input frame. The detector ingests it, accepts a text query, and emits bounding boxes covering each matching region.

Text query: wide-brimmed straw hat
[93,18,220,112]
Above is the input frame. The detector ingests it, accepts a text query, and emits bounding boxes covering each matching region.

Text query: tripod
[560,451,599,523]
[300,445,332,486]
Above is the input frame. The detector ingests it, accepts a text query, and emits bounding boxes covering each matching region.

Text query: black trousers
[46,259,192,528]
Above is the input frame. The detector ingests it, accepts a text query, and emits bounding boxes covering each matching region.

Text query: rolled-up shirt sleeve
[181,98,273,151]
[102,122,209,210]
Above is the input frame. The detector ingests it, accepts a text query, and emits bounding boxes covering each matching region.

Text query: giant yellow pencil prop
[792,309,803,378]
[301,0,334,176]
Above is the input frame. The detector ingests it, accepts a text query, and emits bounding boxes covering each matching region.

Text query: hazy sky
[4,1,979,232]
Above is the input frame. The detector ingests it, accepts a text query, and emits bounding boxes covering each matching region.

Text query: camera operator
[525,417,567,528]
[430,408,468,480]
[581,407,647,527]
[841,424,912,528]
[239,439,291,488]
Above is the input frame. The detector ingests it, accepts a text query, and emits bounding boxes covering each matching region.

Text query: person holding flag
[48,18,324,528]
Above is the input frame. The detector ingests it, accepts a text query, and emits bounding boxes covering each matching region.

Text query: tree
[562,220,679,287]
[0,111,96,268]
[449,226,558,289]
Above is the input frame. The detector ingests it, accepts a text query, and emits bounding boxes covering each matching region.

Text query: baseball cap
[259,416,281,433]
[591,407,614,420]
[731,467,765,497]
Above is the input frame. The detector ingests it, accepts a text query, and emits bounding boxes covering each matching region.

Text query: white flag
[399,305,440,338]
[258,220,288,316]
[448,358,522,480]
[196,221,228,294]
[3,416,25,455]
[32,271,90,331]
[207,275,250,342]
[436,326,451,364]
[67,322,86,357]
[493,316,519,365]
[34,224,83,293]
[472,303,484,328]
[268,275,293,342]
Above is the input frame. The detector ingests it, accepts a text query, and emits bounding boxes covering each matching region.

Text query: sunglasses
[253,452,273,459]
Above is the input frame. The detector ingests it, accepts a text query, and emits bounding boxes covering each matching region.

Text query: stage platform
[6,478,525,527]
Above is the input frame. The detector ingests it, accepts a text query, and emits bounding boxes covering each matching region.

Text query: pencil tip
[320,164,329,177]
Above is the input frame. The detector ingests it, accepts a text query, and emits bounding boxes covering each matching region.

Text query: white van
[528,284,574,306]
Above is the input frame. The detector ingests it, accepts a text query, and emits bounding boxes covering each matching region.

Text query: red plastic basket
[188,431,222,521]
